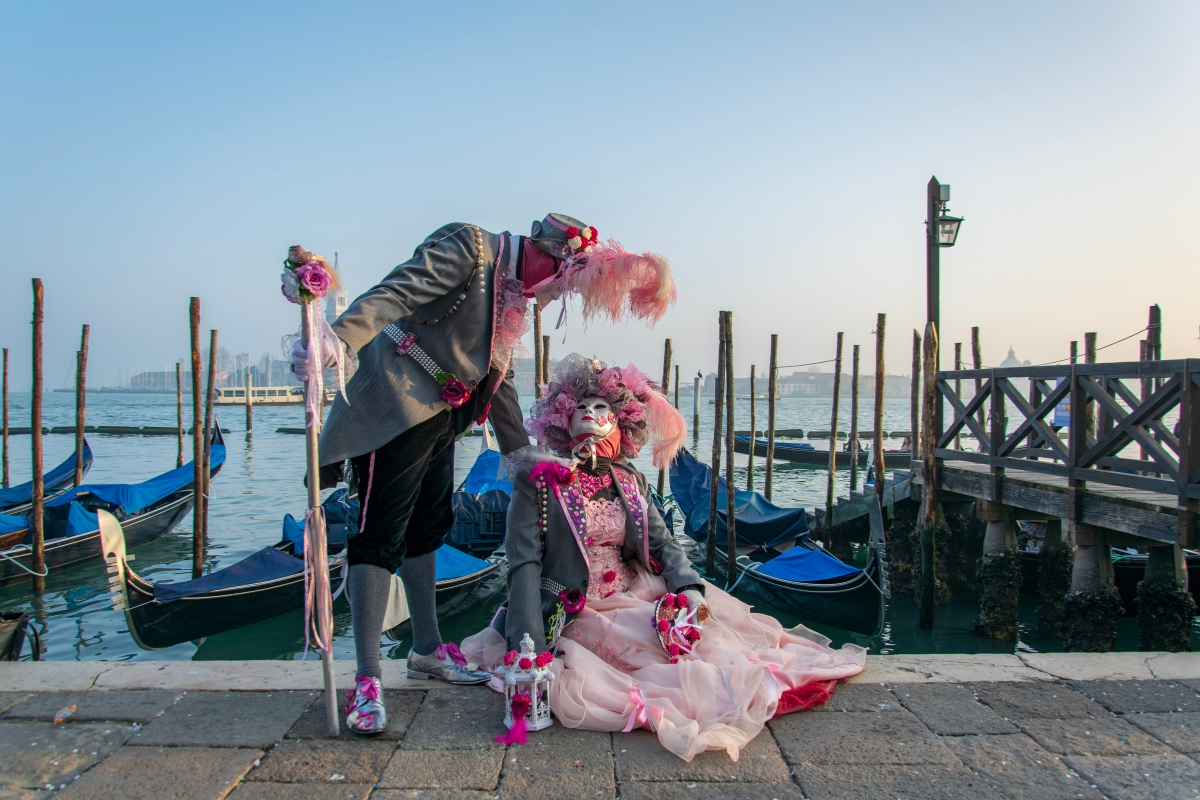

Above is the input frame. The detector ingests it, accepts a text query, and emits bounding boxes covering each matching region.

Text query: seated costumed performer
[292,215,676,735]
[461,355,866,762]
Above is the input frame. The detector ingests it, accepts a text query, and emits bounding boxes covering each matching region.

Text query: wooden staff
[849,344,860,492]
[910,329,921,462]
[873,314,886,497]
[31,280,46,592]
[824,332,844,531]
[245,369,253,433]
[747,365,756,490]
[533,304,543,398]
[202,330,218,540]
[542,335,550,387]
[766,334,778,501]
[2,347,9,488]
[953,342,963,450]
[176,362,184,468]
[74,324,90,487]
[657,338,672,495]
[706,312,726,577]
[190,298,204,578]
[674,364,680,409]
[919,321,939,628]
[724,312,737,585]
[301,300,339,735]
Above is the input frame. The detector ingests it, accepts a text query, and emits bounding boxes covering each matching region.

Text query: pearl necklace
[411,225,487,326]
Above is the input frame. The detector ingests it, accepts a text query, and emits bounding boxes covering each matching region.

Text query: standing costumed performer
[291,215,676,735]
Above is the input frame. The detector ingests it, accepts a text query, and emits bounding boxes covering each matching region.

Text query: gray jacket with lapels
[503,458,703,652]
[320,223,530,466]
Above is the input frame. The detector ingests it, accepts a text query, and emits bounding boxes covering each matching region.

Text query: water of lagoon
[2,391,1195,662]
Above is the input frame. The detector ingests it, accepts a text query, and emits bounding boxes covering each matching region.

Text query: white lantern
[503,633,554,733]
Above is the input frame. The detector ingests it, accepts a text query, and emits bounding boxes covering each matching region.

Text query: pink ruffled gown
[462,494,866,762]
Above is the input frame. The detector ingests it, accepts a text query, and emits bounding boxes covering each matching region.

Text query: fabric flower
[657,619,670,633]
[504,651,518,666]
[661,593,676,608]
[684,628,701,643]
[440,377,471,408]
[295,261,332,298]
[588,226,597,241]
[677,594,689,609]
[518,657,534,670]
[280,269,301,304]
[603,570,617,583]
[565,225,579,238]
[597,368,621,396]
[618,402,646,422]
[510,692,532,718]
[558,588,586,613]
[668,643,681,656]
[287,245,314,267]
[535,651,553,668]
[567,236,582,250]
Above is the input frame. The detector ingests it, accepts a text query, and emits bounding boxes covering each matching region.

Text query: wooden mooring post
[176,362,184,468]
[706,312,726,578]
[245,371,253,433]
[692,371,701,436]
[723,312,738,585]
[872,315,886,494]
[202,330,218,541]
[953,343,962,450]
[971,327,983,435]
[533,304,543,398]
[824,332,844,531]
[31,280,46,593]
[848,345,860,492]
[189,298,204,578]
[2,347,9,488]
[918,321,939,627]
[74,325,90,486]
[747,365,756,490]
[910,330,920,462]
[674,364,680,409]
[657,338,672,496]
[766,334,778,501]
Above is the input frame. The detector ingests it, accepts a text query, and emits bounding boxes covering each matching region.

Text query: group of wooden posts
[1,282,227,593]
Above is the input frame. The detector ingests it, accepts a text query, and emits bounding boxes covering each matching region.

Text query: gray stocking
[349,563,393,679]
[399,551,443,657]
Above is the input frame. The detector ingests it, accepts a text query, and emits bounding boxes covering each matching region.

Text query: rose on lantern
[518,656,534,670]
[535,651,553,668]
[504,651,517,666]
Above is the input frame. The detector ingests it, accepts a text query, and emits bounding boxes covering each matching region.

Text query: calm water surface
[2,391,1194,661]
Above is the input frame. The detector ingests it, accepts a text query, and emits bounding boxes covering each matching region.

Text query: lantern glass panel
[937,216,961,247]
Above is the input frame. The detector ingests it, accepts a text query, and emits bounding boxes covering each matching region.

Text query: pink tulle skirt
[460,565,866,762]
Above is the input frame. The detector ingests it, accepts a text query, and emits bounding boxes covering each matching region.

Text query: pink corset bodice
[583,496,633,598]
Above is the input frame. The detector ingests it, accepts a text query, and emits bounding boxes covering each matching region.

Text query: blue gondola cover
[0,440,94,508]
[153,546,304,603]
[754,545,862,582]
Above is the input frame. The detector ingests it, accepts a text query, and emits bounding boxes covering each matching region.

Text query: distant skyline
[3,2,1198,391]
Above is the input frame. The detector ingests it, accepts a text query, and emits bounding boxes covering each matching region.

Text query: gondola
[109,484,506,650]
[0,439,94,513]
[669,448,889,636]
[0,429,224,587]
[1018,547,1200,614]
[733,435,912,470]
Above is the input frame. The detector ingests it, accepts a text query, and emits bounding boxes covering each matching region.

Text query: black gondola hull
[733,438,912,470]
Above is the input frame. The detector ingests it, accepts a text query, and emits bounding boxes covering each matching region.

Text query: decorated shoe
[407,643,492,685]
[343,675,387,735]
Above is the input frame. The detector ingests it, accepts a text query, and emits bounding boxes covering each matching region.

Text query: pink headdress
[559,240,676,326]
[526,354,686,469]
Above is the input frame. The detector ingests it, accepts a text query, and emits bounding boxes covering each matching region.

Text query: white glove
[682,589,707,618]
[291,339,338,383]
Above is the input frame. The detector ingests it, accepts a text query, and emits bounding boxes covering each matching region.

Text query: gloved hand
[291,338,338,383]
[681,589,707,619]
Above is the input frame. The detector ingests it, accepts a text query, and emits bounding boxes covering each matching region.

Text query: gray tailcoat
[504,460,703,652]
[320,224,530,465]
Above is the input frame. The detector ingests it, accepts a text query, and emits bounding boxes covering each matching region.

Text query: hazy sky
[2,2,1198,390]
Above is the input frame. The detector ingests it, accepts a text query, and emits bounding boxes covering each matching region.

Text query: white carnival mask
[569,396,617,441]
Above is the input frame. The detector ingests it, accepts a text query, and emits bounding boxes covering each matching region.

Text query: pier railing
[934,359,1200,545]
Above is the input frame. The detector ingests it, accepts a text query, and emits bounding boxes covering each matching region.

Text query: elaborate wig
[526,354,687,469]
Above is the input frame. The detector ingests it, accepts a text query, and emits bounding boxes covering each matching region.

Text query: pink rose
[558,588,586,613]
[661,593,676,608]
[603,570,617,583]
[668,643,681,656]
[597,368,621,396]
[504,651,517,666]
[441,378,471,408]
[295,261,332,298]
[618,402,646,422]
[518,657,533,671]
[677,594,689,609]
[657,619,670,633]
[535,651,553,668]
[510,692,532,717]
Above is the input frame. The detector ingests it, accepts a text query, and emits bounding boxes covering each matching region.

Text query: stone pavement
[0,653,1198,799]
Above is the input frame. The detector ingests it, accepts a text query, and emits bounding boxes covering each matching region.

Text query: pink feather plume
[642,385,687,468]
[566,239,676,326]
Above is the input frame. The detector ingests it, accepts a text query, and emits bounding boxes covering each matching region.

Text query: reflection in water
[2,391,1194,661]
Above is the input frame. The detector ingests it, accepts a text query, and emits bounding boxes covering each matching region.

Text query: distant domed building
[999,347,1031,368]
[324,252,349,326]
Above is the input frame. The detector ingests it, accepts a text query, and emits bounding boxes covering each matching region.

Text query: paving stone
[614,728,790,782]
[286,690,423,742]
[943,733,1104,799]
[0,720,133,792]
[2,690,181,723]
[974,682,1107,721]
[228,784,372,799]
[372,791,495,800]
[770,707,958,765]
[56,745,261,800]
[1065,753,1200,800]
[379,748,504,790]
[811,681,898,712]
[1069,680,1200,715]
[618,781,805,800]
[498,765,615,800]
[246,739,394,784]
[1126,711,1200,753]
[399,686,507,750]
[499,723,615,798]
[892,683,1018,735]
[0,693,31,714]
[1018,716,1174,757]
[794,763,994,799]
[133,690,316,749]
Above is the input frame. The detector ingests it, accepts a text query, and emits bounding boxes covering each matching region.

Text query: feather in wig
[562,239,676,326]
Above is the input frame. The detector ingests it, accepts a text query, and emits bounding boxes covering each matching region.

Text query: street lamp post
[925,175,963,431]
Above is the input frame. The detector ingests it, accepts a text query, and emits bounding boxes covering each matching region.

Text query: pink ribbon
[302,506,333,657]
[435,642,467,667]
[622,687,652,733]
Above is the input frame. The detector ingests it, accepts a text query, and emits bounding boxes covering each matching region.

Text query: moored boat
[733,435,912,470]
[0,440,94,513]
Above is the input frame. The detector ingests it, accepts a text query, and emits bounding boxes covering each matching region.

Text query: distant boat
[733,436,912,470]
[215,385,335,406]
[0,440,93,513]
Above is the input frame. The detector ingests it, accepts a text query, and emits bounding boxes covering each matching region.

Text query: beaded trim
[411,225,487,325]
[382,325,461,387]
[577,471,613,498]
[539,577,568,596]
